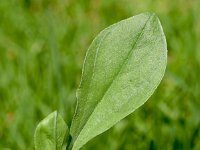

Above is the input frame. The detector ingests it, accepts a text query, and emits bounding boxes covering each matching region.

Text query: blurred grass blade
[34,111,69,150]
[70,12,167,150]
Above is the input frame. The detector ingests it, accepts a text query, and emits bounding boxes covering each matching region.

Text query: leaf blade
[34,111,69,150]
[70,12,167,150]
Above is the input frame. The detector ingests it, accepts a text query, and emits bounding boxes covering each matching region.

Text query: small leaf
[34,111,69,150]
[70,12,167,150]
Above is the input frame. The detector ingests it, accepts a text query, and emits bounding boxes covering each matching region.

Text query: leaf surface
[34,111,69,150]
[70,12,167,150]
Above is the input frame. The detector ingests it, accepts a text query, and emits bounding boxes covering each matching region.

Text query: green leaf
[70,12,167,150]
[34,111,69,150]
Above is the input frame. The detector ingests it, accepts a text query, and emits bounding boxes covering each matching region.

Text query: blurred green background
[0,0,200,149]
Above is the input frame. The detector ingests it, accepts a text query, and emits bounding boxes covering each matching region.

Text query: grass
[0,0,200,149]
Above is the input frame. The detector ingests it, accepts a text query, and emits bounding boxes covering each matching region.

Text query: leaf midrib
[54,111,58,150]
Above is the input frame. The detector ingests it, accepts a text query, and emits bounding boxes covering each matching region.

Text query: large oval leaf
[70,12,167,150]
[34,111,69,150]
